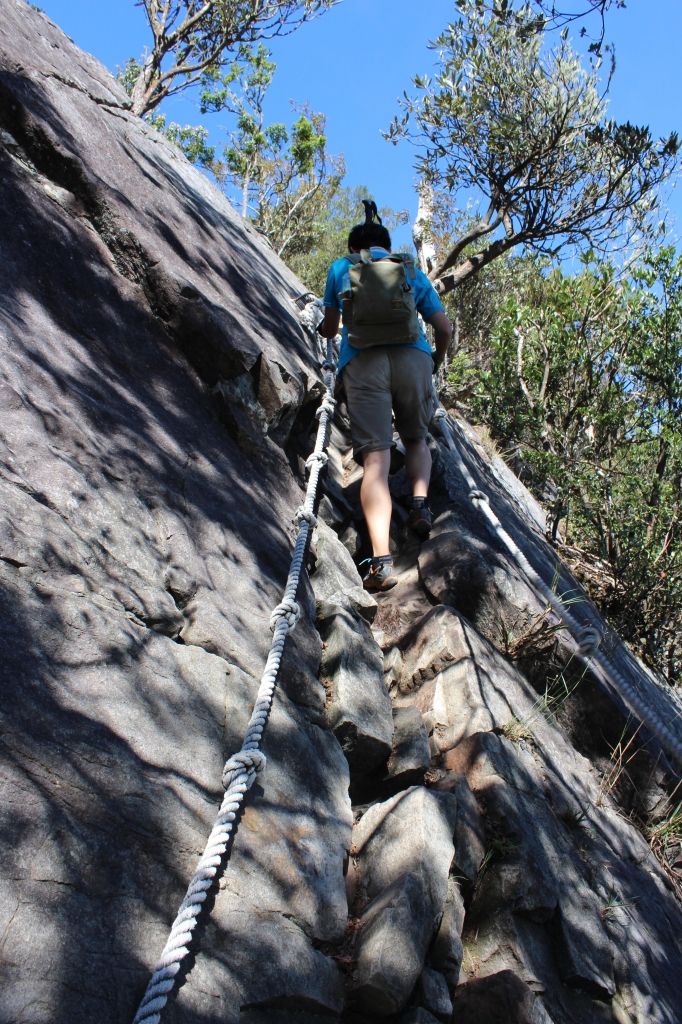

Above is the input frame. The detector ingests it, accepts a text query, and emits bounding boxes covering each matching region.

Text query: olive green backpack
[341,249,421,348]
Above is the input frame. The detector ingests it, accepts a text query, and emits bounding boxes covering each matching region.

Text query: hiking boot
[408,498,432,537]
[361,555,398,591]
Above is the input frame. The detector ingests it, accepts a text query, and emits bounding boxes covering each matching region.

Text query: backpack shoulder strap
[390,252,418,280]
[346,251,374,265]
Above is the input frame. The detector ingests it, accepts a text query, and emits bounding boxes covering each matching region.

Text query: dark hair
[348,199,392,252]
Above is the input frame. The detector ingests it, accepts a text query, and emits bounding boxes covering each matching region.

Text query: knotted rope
[433,405,682,767]
[132,329,337,1024]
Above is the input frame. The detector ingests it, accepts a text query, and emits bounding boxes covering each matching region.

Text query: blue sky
[37,0,681,249]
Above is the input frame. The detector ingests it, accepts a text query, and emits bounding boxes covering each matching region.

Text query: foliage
[121,0,336,118]
[139,45,347,265]
[469,248,682,683]
[195,44,345,258]
[465,0,625,57]
[192,45,342,258]
[147,113,218,171]
[386,1,678,294]
[116,54,147,97]
[425,192,543,352]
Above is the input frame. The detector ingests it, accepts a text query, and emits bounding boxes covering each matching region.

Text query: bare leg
[361,449,392,556]
[403,437,432,498]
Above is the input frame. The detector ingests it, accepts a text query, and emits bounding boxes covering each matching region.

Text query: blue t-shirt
[323,247,444,372]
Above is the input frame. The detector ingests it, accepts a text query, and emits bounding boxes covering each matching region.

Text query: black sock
[410,496,427,509]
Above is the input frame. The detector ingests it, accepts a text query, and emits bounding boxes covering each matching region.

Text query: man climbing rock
[318,200,452,591]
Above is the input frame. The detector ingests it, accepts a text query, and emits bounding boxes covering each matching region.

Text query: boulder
[0,5,347,1021]
[431,772,486,885]
[241,1013,340,1024]
[323,421,363,518]
[383,645,404,690]
[429,415,682,767]
[338,522,361,558]
[418,510,543,651]
[352,787,458,906]
[348,872,436,1018]
[317,493,346,532]
[348,787,458,1016]
[385,706,432,786]
[393,606,499,753]
[171,899,345,1022]
[398,1010,440,1024]
[453,970,555,1024]
[222,668,352,945]
[414,966,453,1020]
[311,518,377,623]
[3,7,682,1024]
[449,733,619,1004]
[429,874,465,986]
[317,597,394,774]
[552,890,616,1000]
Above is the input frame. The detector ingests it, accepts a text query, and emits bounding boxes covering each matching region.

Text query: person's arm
[427,310,453,371]
[318,307,341,339]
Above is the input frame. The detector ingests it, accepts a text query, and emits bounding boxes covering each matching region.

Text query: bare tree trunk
[130,62,156,118]
[413,186,436,274]
[241,172,251,219]
[449,307,460,360]
[514,328,535,410]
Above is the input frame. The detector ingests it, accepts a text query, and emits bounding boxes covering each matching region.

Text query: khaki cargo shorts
[341,346,434,461]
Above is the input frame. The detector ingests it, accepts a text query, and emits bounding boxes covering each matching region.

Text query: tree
[147,113,219,172]
[125,0,336,118]
[469,250,682,683]
[466,0,625,56]
[197,45,345,258]
[386,1,678,295]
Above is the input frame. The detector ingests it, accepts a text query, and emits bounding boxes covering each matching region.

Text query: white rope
[433,405,682,767]
[132,329,338,1024]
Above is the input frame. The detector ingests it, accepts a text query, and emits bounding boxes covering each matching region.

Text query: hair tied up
[362,199,382,225]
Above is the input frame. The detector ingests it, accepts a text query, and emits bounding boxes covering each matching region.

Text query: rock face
[347,787,458,1016]
[1,6,682,1024]
[0,5,345,1022]
[316,592,393,773]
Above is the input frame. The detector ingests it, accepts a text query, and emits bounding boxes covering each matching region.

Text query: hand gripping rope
[132,334,337,1024]
[433,404,682,768]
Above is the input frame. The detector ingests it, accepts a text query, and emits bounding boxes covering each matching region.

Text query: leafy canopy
[194,44,345,259]
[466,249,682,683]
[122,0,336,118]
[386,1,678,293]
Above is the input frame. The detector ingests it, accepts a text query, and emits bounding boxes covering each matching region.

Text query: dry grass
[596,721,644,808]
[500,717,533,742]
[557,541,618,607]
[501,606,565,662]
[601,886,640,920]
[500,662,587,744]
[646,796,682,900]
[596,725,682,902]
